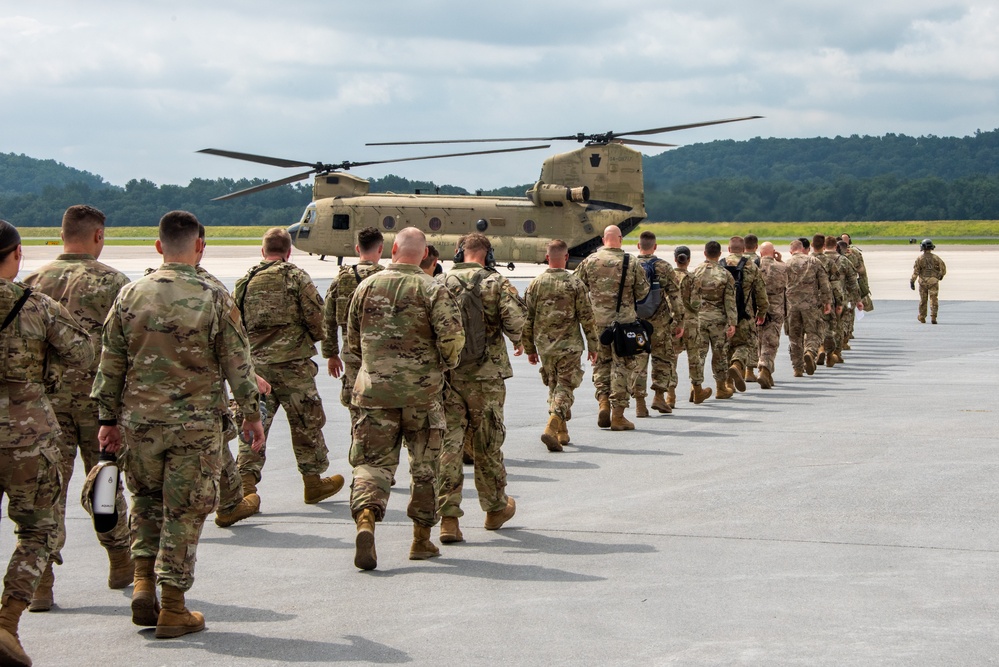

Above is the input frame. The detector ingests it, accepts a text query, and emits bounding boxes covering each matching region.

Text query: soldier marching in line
[690,241,737,401]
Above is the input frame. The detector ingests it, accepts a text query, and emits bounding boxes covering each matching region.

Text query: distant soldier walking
[723,236,768,392]
[671,246,702,407]
[690,241,737,400]
[755,242,787,388]
[911,239,946,324]
[784,239,832,377]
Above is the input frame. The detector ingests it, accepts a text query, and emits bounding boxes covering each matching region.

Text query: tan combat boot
[610,406,635,431]
[440,517,464,544]
[651,391,672,414]
[758,367,774,389]
[215,493,261,528]
[666,388,676,409]
[728,361,747,392]
[804,352,816,376]
[557,418,570,447]
[240,473,258,496]
[793,368,804,377]
[816,348,826,365]
[634,396,649,418]
[917,315,925,323]
[484,497,516,530]
[131,556,160,627]
[155,585,205,639]
[931,316,937,324]
[825,351,837,367]
[303,473,345,504]
[691,384,712,404]
[597,394,611,428]
[0,597,31,667]
[107,546,134,590]
[409,524,441,560]
[541,414,564,452]
[28,562,54,612]
[716,380,734,400]
[354,508,377,571]
[744,367,759,383]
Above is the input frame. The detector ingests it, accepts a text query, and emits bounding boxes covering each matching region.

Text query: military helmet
[920,238,935,251]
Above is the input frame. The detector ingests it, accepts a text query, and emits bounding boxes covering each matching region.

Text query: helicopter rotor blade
[618,138,678,147]
[211,170,316,201]
[346,144,551,168]
[366,137,552,147]
[198,149,317,170]
[615,116,764,138]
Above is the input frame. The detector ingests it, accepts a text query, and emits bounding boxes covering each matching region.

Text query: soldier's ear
[155,239,164,256]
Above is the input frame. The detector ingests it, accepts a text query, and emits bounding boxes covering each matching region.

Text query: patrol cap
[81,460,120,534]
[674,245,690,261]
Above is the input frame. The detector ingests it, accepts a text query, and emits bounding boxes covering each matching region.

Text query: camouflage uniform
[690,261,737,388]
[911,251,947,322]
[743,251,762,372]
[671,266,703,387]
[836,253,862,349]
[575,247,650,408]
[756,257,788,374]
[234,259,328,484]
[92,263,260,591]
[346,263,463,526]
[632,254,682,399]
[522,268,596,422]
[842,246,869,341]
[820,250,848,356]
[440,262,526,517]
[22,254,131,565]
[322,261,384,425]
[785,253,832,374]
[723,253,769,372]
[1,278,93,605]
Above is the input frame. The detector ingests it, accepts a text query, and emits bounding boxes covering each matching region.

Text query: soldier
[755,242,787,389]
[420,243,442,277]
[784,239,832,377]
[690,241,737,400]
[821,235,851,366]
[723,236,768,393]
[810,234,837,366]
[575,225,649,430]
[834,239,863,357]
[742,234,763,383]
[235,228,343,506]
[0,219,94,667]
[323,227,385,430]
[523,239,598,452]
[840,234,869,347]
[438,233,525,543]
[346,227,464,570]
[670,246,702,407]
[21,205,132,613]
[93,210,264,638]
[631,231,683,416]
[911,239,946,324]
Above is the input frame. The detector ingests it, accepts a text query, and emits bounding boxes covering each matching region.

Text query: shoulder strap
[1,287,32,333]
[236,261,278,321]
[615,254,630,313]
[737,256,749,273]
[352,265,361,284]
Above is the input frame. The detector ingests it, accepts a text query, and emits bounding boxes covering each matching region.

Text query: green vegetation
[634,220,999,241]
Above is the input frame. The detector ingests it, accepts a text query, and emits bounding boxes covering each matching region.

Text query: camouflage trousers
[592,342,642,408]
[439,379,509,516]
[805,306,827,356]
[757,315,784,373]
[841,304,856,344]
[695,316,731,386]
[672,316,703,386]
[747,319,760,370]
[823,308,842,354]
[787,304,823,373]
[633,317,676,396]
[217,436,244,514]
[539,351,584,421]
[50,403,130,566]
[918,279,940,319]
[1,437,61,605]
[340,355,362,428]
[122,419,222,592]
[349,403,445,527]
[238,358,329,483]
[727,318,756,370]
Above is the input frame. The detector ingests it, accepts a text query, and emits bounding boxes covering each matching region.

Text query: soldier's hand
[910,281,916,291]
[588,350,599,364]
[755,315,766,326]
[328,355,344,378]
[823,303,832,315]
[98,425,122,453]
[528,353,539,365]
[857,300,864,312]
[513,344,525,356]
[242,418,266,453]
[255,374,272,396]
[836,305,843,315]
[673,326,684,339]
[725,325,736,339]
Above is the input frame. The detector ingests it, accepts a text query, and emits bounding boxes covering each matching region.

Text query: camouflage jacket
[1,278,94,448]
[785,253,832,310]
[815,252,845,306]
[673,267,699,327]
[575,247,650,329]
[347,263,464,408]
[836,254,862,304]
[691,261,737,327]
[322,260,384,359]
[22,253,129,410]
[92,263,260,426]
[759,257,788,319]
[522,268,597,359]
[446,262,527,381]
[912,252,946,283]
[235,259,325,366]
[724,253,770,320]
[636,253,682,325]
[844,247,870,297]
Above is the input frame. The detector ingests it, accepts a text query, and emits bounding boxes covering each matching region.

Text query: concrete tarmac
[4,245,998,665]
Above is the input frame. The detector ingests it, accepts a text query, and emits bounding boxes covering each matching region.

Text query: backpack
[635,257,663,320]
[446,269,490,369]
[334,265,364,326]
[724,257,752,321]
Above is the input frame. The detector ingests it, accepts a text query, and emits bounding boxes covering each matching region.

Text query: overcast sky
[2,1,997,193]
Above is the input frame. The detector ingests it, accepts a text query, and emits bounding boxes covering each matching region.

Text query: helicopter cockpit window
[523,219,536,234]
[429,217,442,232]
[332,214,350,230]
[382,216,396,230]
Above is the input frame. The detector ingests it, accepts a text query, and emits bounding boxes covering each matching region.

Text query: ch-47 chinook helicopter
[201,116,761,268]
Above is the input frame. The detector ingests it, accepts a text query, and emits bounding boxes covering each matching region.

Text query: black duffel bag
[598,254,653,357]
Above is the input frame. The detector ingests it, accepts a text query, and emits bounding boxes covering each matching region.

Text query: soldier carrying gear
[912,239,946,324]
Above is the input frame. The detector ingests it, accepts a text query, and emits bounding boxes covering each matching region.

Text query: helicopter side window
[383,216,396,230]
[333,214,350,230]
[429,217,442,232]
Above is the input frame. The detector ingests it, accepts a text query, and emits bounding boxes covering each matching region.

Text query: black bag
[600,254,652,357]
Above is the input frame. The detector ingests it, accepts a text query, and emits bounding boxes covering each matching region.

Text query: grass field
[15,221,999,245]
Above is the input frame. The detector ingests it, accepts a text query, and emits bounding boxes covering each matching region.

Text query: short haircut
[638,231,657,251]
[799,237,810,250]
[841,233,852,243]
[729,236,746,253]
[357,227,383,253]
[198,222,206,240]
[824,235,838,250]
[158,210,201,255]
[704,240,722,259]
[420,244,440,270]
[789,239,803,253]
[744,234,758,251]
[836,240,849,254]
[812,234,825,250]
[263,227,292,255]
[462,232,491,255]
[547,239,568,255]
[0,219,20,262]
[62,204,106,243]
